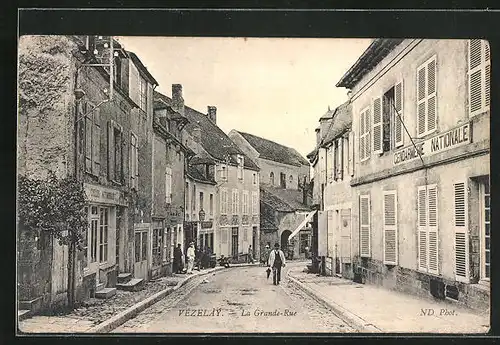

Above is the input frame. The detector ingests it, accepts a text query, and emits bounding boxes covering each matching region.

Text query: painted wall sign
[84,183,126,206]
[393,122,471,166]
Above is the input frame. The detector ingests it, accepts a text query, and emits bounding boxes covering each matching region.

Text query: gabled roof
[321,101,352,147]
[154,91,259,171]
[319,107,335,121]
[235,131,309,167]
[187,164,216,185]
[260,185,311,212]
[336,39,404,89]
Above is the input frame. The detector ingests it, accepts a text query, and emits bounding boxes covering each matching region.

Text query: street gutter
[87,263,260,333]
[286,271,382,333]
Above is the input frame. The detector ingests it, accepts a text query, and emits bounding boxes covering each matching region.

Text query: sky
[117,37,371,158]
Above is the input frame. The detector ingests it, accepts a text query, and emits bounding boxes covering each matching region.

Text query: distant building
[154,88,261,262]
[229,131,313,259]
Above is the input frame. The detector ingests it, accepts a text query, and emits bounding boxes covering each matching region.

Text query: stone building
[228,131,313,259]
[154,88,261,262]
[336,39,490,310]
[17,35,159,313]
[308,101,354,277]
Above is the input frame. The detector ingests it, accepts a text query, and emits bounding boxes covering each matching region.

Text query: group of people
[173,242,214,275]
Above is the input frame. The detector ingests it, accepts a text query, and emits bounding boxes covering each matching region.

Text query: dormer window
[237,155,244,180]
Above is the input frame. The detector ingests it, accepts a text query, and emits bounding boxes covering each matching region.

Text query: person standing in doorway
[186,242,196,274]
[268,243,286,285]
[248,245,254,264]
[173,243,183,274]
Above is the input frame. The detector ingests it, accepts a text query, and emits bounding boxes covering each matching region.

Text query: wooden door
[134,230,148,280]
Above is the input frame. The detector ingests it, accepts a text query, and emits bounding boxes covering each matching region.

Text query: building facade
[229,131,313,259]
[336,39,490,310]
[154,88,261,262]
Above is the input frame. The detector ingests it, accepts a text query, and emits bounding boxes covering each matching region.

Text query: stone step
[96,282,105,292]
[18,296,42,312]
[117,272,132,284]
[95,287,117,299]
[116,278,144,292]
[18,309,32,321]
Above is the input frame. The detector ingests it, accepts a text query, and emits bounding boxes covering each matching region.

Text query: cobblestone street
[113,262,353,333]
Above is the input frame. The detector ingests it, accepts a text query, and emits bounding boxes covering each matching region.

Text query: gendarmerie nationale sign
[393,122,471,165]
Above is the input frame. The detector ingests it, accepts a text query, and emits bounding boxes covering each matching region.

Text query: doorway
[231,227,239,258]
[281,230,292,255]
[134,229,148,280]
[252,226,257,257]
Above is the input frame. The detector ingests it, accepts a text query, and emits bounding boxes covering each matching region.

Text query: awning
[288,210,316,241]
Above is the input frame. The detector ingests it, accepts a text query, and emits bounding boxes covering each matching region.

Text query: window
[98,207,109,263]
[453,182,469,282]
[139,77,148,112]
[334,138,344,181]
[232,189,240,214]
[469,40,490,116]
[199,192,204,211]
[82,207,89,268]
[237,155,244,180]
[130,133,138,189]
[417,184,439,275]
[185,182,189,213]
[243,191,249,215]
[221,165,228,181]
[81,101,101,176]
[231,227,239,256]
[86,206,99,266]
[280,172,286,188]
[108,121,124,183]
[253,173,257,185]
[251,191,257,215]
[114,56,122,87]
[359,194,371,257]
[359,107,371,161]
[348,131,354,176]
[270,172,275,186]
[289,175,293,186]
[209,194,214,216]
[165,167,172,204]
[480,178,490,280]
[152,223,162,267]
[383,191,398,265]
[220,188,228,215]
[417,56,437,137]
[163,227,169,262]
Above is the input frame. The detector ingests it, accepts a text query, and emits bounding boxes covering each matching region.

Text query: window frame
[165,167,172,204]
[130,132,139,189]
[416,55,438,138]
[359,106,371,162]
[139,76,148,112]
[98,207,109,264]
[468,39,490,117]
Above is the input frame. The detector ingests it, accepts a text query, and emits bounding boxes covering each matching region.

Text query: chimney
[207,106,217,123]
[172,84,185,116]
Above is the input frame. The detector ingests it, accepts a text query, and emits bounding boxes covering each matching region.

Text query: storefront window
[99,207,109,263]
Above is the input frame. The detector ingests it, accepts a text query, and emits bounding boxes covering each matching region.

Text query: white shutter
[426,58,437,133]
[91,106,101,176]
[340,209,351,263]
[417,186,428,271]
[339,138,344,180]
[327,211,334,257]
[359,195,371,257]
[349,131,354,176]
[394,80,404,148]
[427,185,439,275]
[317,211,328,256]
[417,64,427,137]
[469,39,483,116]
[383,191,398,265]
[372,96,383,154]
[485,41,490,109]
[359,110,366,161]
[454,182,469,282]
[365,108,371,158]
[129,61,140,105]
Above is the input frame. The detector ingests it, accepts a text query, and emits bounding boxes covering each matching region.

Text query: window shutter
[339,138,344,180]
[349,131,354,176]
[469,39,483,116]
[394,80,404,147]
[327,210,334,257]
[383,191,398,265]
[107,122,115,181]
[359,195,371,257]
[427,185,439,275]
[340,209,351,263]
[359,110,365,161]
[417,186,428,271]
[372,96,383,154]
[485,41,490,108]
[365,108,371,158]
[91,106,100,175]
[454,182,469,282]
[426,58,437,132]
[417,65,427,137]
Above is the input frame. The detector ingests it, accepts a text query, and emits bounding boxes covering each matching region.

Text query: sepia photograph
[16,33,490,334]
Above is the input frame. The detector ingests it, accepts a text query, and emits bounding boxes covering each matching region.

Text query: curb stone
[86,262,261,333]
[86,266,225,333]
[287,271,382,333]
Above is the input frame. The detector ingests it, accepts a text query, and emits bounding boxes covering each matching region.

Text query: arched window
[270,172,275,186]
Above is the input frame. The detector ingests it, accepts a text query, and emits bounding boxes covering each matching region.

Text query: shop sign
[84,183,126,206]
[393,122,471,166]
[201,221,213,229]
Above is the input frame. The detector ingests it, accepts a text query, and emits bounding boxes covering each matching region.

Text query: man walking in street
[186,242,196,274]
[268,243,286,285]
[248,245,254,264]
